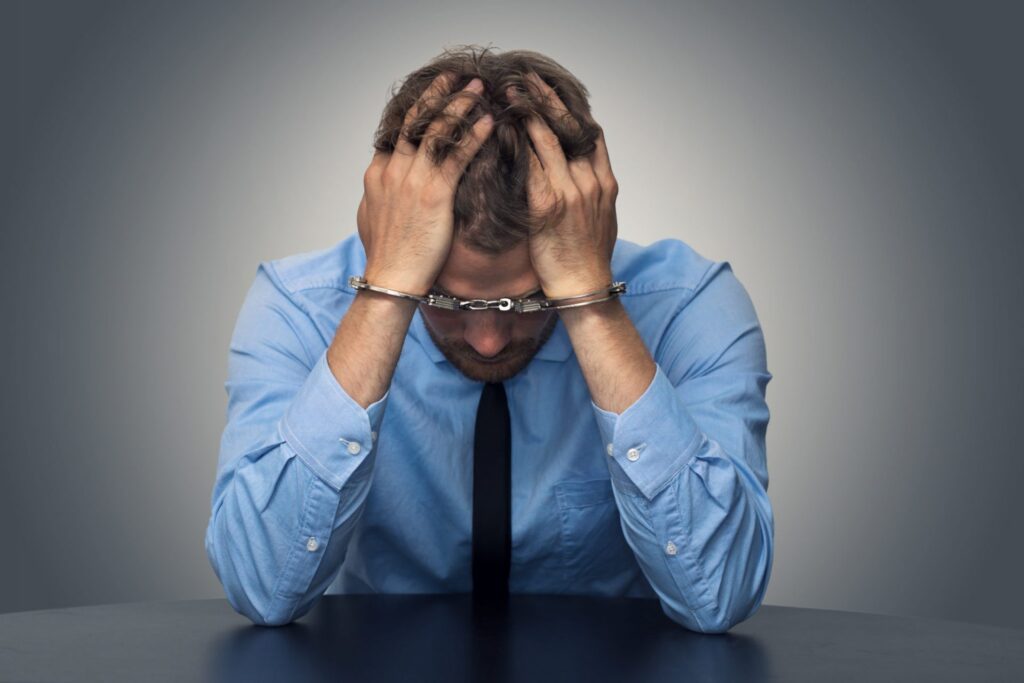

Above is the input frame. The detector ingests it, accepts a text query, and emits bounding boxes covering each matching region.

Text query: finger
[591,127,618,198]
[525,112,573,187]
[391,71,459,168]
[521,73,612,196]
[414,77,485,169]
[363,149,389,193]
[524,71,583,138]
[525,141,559,219]
[437,111,494,189]
[357,194,368,237]
[508,83,572,187]
[567,157,601,200]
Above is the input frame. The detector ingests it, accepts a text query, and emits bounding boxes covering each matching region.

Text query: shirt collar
[408,306,574,364]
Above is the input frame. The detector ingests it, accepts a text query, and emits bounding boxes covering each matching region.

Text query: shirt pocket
[554,478,641,592]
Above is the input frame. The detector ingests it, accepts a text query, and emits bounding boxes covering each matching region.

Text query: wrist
[557,292,624,323]
[353,287,420,311]
[540,270,614,300]
[361,267,434,298]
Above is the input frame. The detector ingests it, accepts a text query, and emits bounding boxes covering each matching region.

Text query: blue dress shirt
[205,234,774,633]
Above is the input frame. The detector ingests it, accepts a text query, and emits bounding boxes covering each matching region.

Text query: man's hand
[507,73,619,299]
[334,72,493,408]
[508,74,654,414]
[358,72,494,295]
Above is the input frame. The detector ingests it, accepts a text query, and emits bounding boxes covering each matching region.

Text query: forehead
[434,240,540,298]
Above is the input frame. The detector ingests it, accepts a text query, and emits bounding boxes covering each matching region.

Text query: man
[205,47,774,634]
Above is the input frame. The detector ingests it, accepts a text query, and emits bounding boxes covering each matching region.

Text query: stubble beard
[424,315,558,383]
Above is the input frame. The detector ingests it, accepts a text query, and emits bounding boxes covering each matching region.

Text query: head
[372,45,602,382]
[418,239,558,383]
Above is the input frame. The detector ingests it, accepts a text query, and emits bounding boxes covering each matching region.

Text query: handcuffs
[348,275,626,313]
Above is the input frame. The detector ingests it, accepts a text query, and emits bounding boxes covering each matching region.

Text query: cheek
[421,309,462,335]
[422,310,554,339]
[514,314,555,337]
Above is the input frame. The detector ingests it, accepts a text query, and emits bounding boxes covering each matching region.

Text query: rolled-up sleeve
[591,261,774,634]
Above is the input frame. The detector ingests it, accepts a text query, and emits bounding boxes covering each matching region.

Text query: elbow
[205,518,299,628]
[239,591,319,627]
[659,601,742,635]
[661,518,774,634]
[684,474,775,634]
[214,563,300,628]
[692,599,765,634]
[696,531,773,633]
[244,606,297,628]
[220,592,296,627]
[661,589,767,634]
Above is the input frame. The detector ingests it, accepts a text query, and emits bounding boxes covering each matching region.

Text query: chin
[420,318,555,384]
[451,354,531,383]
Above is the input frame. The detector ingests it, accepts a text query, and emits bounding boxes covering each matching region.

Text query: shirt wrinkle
[205,233,775,633]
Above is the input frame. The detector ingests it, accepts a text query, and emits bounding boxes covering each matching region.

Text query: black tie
[472,381,511,600]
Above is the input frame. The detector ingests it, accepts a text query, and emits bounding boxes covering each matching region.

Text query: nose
[462,311,513,359]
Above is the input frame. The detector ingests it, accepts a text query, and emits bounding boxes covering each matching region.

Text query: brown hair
[372,44,601,254]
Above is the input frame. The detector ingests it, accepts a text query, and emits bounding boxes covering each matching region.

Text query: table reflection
[206,594,768,682]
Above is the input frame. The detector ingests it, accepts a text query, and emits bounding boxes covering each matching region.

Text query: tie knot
[480,381,507,409]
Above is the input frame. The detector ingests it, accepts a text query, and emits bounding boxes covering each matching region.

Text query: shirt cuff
[591,363,704,500]
[280,349,389,491]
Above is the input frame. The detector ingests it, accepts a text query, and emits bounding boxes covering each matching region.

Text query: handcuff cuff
[347,275,627,313]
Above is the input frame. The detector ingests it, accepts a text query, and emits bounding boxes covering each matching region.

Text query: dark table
[1,595,1021,682]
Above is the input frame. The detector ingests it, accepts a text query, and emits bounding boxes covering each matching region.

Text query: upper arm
[654,261,773,489]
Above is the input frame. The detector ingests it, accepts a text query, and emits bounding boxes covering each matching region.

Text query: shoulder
[255,233,366,295]
[612,236,724,297]
[613,237,767,374]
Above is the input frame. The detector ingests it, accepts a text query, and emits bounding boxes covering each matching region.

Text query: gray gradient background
[3,0,1023,628]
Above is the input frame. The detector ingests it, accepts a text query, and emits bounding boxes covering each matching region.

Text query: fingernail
[466,77,483,92]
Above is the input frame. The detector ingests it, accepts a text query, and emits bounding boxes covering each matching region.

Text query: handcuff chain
[349,276,626,313]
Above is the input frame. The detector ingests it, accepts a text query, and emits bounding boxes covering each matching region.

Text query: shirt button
[606,443,614,456]
[347,441,362,455]
[665,541,677,556]
[627,447,640,461]
[306,536,319,552]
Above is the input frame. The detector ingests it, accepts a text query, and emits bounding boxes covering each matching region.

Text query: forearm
[564,291,773,632]
[327,289,418,409]
[206,445,367,626]
[209,352,387,626]
[559,298,657,414]
[613,451,774,633]
[209,265,393,625]
[587,363,774,633]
